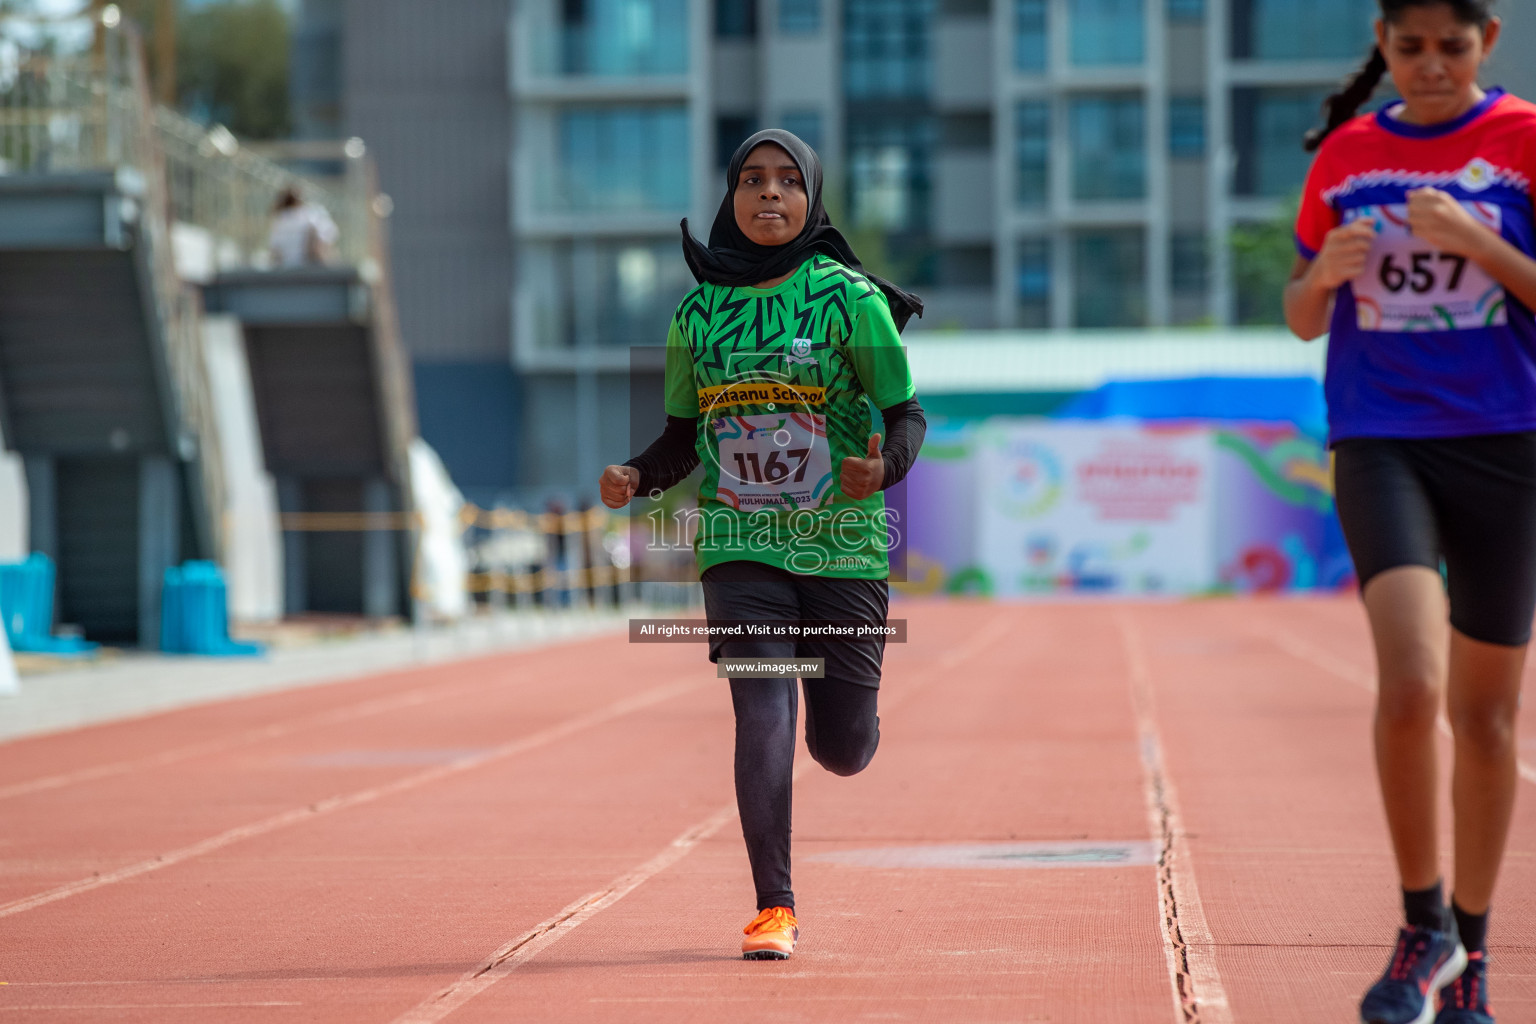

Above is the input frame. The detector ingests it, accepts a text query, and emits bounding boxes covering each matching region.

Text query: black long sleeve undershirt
[623,396,927,496]
[623,415,701,496]
[875,396,926,490]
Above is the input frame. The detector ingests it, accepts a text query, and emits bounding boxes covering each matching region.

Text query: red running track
[0,598,1533,1023]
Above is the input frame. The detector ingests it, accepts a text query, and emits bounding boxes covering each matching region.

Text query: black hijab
[680,128,924,332]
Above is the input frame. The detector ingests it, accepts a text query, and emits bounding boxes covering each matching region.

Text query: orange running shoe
[742,906,798,960]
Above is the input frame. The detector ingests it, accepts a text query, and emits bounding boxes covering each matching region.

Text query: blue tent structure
[1054,376,1328,432]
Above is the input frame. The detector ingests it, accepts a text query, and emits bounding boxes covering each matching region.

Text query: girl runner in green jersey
[599,129,927,960]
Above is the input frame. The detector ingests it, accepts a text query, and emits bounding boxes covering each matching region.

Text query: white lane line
[390,801,741,1024]
[389,609,1015,1024]
[0,678,705,921]
[1266,628,1536,788]
[0,675,503,802]
[0,1004,301,1012]
[1119,613,1233,1024]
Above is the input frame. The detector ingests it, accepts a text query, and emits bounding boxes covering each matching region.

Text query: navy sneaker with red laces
[1436,950,1494,1024]
[1360,924,1467,1024]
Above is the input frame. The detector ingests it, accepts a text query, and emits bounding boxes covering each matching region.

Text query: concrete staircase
[0,24,418,641]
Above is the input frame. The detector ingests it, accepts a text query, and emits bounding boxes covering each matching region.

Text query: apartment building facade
[302,0,1536,499]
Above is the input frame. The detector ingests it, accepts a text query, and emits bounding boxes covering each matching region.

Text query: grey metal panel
[1490,3,1536,101]
[302,476,364,613]
[389,238,514,361]
[204,271,367,325]
[596,371,634,497]
[1169,159,1208,228]
[138,455,180,649]
[933,150,995,243]
[765,38,837,111]
[243,324,386,476]
[23,456,56,561]
[0,193,109,248]
[55,455,140,643]
[1166,25,1206,93]
[933,17,993,110]
[0,250,168,455]
[361,476,399,617]
[343,0,510,90]
[341,0,513,366]
[346,98,512,235]
[276,475,307,615]
[902,287,995,331]
[344,98,512,362]
[522,374,577,491]
[712,43,760,111]
[208,281,362,324]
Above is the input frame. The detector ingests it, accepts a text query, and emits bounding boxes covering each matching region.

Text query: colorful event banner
[902,419,1352,598]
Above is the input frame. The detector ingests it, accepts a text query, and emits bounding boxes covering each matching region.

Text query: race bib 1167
[1346,202,1507,332]
[712,412,833,511]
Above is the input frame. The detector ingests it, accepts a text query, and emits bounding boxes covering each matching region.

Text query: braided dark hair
[1303,0,1497,152]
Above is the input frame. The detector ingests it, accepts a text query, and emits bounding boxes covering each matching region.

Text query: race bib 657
[1346,202,1507,332]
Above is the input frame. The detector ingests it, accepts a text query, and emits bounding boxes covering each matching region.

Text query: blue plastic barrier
[160,561,265,657]
[0,553,97,656]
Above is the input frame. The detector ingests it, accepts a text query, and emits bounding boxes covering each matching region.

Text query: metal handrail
[0,31,364,262]
[0,21,410,561]
[110,25,228,560]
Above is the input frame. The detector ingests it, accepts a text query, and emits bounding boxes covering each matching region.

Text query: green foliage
[162,0,291,139]
[1231,193,1301,326]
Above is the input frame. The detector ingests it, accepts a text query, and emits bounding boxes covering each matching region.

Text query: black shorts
[1333,432,1536,646]
[700,560,889,688]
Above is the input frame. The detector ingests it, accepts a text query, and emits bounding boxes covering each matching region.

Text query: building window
[1014,0,1047,72]
[551,0,689,76]
[533,238,697,348]
[943,112,991,150]
[716,114,756,169]
[938,245,993,287]
[780,110,824,151]
[847,114,935,232]
[1070,0,1144,67]
[1167,0,1203,21]
[1168,96,1205,158]
[550,106,691,212]
[1232,86,1329,196]
[716,0,758,38]
[844,0,935,99]
[1074,228,1145,327]
[1017,237,1051,328]
[779,0,821,32]
[1171,231,1208,295]
[1070,93,1145,201]
[1015,101,1049,207]
[1232,0,1376,60]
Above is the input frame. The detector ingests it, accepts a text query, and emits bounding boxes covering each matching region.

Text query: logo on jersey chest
[788,337,816,365]
[1459,158,1495,193]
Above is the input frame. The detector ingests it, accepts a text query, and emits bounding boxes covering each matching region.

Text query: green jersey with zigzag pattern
[664,255,915,579]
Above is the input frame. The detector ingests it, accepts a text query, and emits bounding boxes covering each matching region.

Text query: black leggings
[1334,432,1536,646]
[731,677,879,911]
[702,560,888,911]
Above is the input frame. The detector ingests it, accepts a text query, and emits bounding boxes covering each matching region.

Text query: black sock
[1451,898,1488,953]
[1403,880,1447,931]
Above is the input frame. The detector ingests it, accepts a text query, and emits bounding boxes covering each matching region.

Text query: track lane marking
[1266,627,1536,788]
[0,636,651,801]
[1119,612,1233,1024]
[0,678,496,801]
[388,611,1014,1024]
[0,677,705,920]
[0,1003,302,1012]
